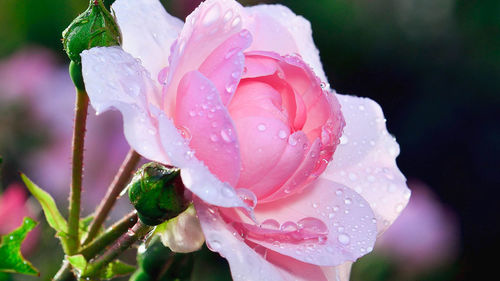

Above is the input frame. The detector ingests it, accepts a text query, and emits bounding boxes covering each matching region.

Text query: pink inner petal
[175,70,241,186]
[199,29,252,105]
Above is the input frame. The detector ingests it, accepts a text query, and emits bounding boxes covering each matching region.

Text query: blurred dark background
[0,0,499,280]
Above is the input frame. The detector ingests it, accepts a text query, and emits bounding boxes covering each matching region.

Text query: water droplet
[231,16,241,27]
[297,217,328,235]
[348,172,357,181]
[210,134,219,142]
[177,126,192,140]
[358,105,365,111]
[312,203,319,208]
[335,189,343,196]
[288,135,298,146]
[236,188,257,208]
[337,233,350,244]
[257,124,266,131]
[208,239,222,250]
[260,219,280,230]
[203,4,220,26]
[225,82,237,93]
[339,135,349,144]
[223,10,233,22]
[231,71,240,79]
[225,47,239,59]
[278,130,287,139]
[220,128,234,143]
[344,198,352,205]
[280,221,298,232]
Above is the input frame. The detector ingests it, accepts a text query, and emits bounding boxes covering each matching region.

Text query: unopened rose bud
[62,0,121,64]
[128,163,189,226]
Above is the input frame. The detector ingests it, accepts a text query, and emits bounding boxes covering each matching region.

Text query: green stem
[80,211,138,259]
[82,220,152,278]
[53,212,139,281]
[67,88,89,255]
[82,149,141,245]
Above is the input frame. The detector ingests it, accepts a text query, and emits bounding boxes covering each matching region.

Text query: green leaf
[20,173,68,234]
[100,260,135,280]
[0,217,39,276]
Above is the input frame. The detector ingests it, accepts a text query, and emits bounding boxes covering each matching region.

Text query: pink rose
[81,0,410,279]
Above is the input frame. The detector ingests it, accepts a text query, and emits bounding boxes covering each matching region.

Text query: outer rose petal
[112,0,183,80]
[250,179,377,266]
[82,47,247,209]
[196,198,355,281]
[244,5,328,84]
[321,94,410,234]
[81,47,167,163]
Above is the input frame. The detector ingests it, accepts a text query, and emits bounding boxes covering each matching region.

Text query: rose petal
[195,198,328,281]
[81,46,167,163]
[250,178,377,266]
[199,29,252,105]
[157,112,247,208]
[233,116,305,198]
[112,0,184,80]
[175,70,242,186]
[244,4,328,83]
[262,138,320,202]
[156,205,205,253]
[163,0,245,115]
[321,94,410,234]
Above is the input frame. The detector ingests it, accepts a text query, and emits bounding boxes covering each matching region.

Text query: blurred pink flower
[376,180,459,270]
[0,47,130,214]
[0,183,39,254]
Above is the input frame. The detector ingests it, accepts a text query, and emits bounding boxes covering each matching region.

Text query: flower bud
[128,163,189,226]
[62,0,121,64]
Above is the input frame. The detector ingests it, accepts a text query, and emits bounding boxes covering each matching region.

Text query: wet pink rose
[81,0,410,280]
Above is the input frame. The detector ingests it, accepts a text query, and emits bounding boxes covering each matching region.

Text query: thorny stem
[67,88,89,255]
[80,211,138,259]
[53,212,139,281]
[82,220,153,278]
[82,149,141,245]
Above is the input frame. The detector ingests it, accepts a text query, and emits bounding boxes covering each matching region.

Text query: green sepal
[69,61,85,91]
[0,217,39,276]
[62,0,121,64]
[69,255,135,280]
[128,163,188,226]
[100,260,135,280]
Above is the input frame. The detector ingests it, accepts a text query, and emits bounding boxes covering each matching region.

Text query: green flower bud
[128,163,189,226]
[62,0,121,64]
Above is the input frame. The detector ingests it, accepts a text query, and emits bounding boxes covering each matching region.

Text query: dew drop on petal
[338,233,350,245]
[236,188,257,208]
[203,4,220,26]
[280,221,299,232]
[278,130,287,139]
[260,219,280,230]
